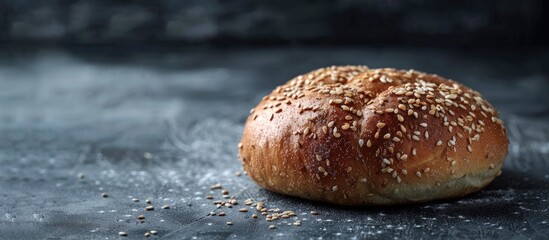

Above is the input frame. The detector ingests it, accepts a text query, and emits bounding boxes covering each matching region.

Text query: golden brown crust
[238,66,508,206]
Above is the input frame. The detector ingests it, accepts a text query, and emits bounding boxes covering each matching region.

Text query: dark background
[1,1,548,239]
[0,0,547,47]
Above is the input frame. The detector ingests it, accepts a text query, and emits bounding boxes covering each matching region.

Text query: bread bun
[238,66,508,205]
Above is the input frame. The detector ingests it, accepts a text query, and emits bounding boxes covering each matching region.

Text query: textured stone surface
[0,46,548,239]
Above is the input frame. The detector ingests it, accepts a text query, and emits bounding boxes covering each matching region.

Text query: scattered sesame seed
[145,206,154,211]
[436,140,443,146]
[269,225,276,229]
[101,193,108,198]
[376,122,386,128]
[161,205,170,209]
[366,139,372,147]
[150,230,157,235]
[383,133,391,139]
[219,212,226,216]
[138,215,145,220]
[227,221,233,225]
[310,211,320,215]
[416,171,422,177]
[119,232,128,237]
[397,115,404,122]
[144,232,151,237]
[359,139,364,147]
[332,185,338,192]
[419,123,428,127]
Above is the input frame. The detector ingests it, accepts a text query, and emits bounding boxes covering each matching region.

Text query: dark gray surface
[0,47,548,239]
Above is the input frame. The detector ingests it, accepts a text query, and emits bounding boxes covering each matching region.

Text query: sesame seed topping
[332,186,338,192]
[359,139,364,147]
[412,135,420,141]
[419,123,428,127]
[416,171,422,177]
[366,139,372,147]
[376,122,386,128]
[397,115,404,122]
[436,140,442,146]
[384,133,391,139]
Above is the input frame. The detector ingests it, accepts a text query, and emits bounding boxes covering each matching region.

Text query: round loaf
[238,66,508,205]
